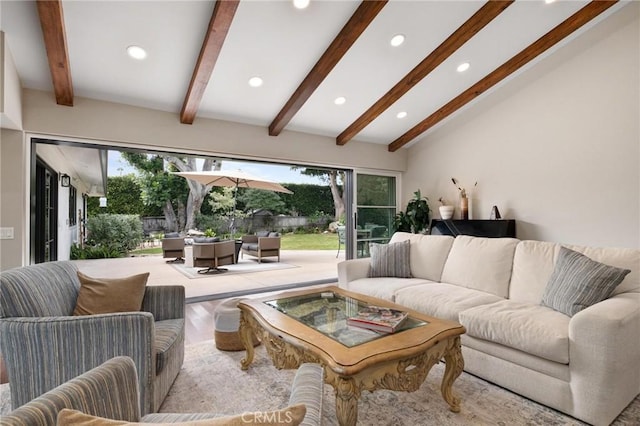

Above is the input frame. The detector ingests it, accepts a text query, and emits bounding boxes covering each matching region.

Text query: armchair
[161,235,185,263]
[3,356,324,426]
[0,261,185,415]
[241,231,281,263]
[192,240,236,274]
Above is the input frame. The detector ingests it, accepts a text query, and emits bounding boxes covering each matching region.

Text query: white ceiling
[0,0,630,149]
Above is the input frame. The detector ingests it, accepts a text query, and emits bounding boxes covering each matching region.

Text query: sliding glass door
[354,173,398,258]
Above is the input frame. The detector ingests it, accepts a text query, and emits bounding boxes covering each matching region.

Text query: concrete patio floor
[72,249,345,303]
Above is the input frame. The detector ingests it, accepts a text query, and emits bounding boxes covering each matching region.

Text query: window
[69,185,77,226]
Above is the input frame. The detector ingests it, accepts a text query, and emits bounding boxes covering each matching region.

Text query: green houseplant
[393,190,430,234]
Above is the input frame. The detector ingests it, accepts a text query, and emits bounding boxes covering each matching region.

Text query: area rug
[158,341,640,425]
[172,259,299,279]
[2,343,638,425]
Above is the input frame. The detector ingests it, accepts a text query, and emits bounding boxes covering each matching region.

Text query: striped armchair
[3,356,324,426]
[0,261,185,415]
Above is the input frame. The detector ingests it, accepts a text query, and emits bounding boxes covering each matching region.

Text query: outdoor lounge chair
[192,240,236,274]
[161,233,185,263]
[241,231,281,263]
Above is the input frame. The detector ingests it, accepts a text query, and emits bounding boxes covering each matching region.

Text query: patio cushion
[256,231,270,237]
[243,243,259,251]
[193,237,220,243]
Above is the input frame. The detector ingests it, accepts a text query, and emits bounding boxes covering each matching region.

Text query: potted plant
[438,197,454,220]
[393,190,431,234]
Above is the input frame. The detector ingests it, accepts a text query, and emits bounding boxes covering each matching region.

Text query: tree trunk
[176,201,186,231]
[329,171,345,222]
[163,200,178,232]
[166,156,221,232]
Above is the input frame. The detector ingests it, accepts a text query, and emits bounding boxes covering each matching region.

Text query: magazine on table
[346,305,409,333]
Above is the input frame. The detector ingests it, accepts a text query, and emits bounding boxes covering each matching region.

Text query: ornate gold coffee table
[238,286,465,426]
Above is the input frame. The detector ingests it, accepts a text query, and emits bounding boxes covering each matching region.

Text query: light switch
[0,227,15,239]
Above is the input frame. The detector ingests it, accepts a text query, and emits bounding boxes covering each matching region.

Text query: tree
[237,188,286,214]
[295,168,345,222]
[121,152,220,232]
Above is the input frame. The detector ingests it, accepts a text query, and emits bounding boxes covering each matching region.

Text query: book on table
[346,305,409,333]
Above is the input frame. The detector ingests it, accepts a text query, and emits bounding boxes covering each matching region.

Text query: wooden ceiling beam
[268,0,388,137]
[36,0,73,106]
[388,0,618,152]
[180,0,240,124]
[337,0,514,146]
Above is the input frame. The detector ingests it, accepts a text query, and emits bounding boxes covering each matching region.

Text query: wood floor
[184,299,223,345]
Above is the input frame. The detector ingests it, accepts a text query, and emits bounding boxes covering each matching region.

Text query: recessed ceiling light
[396,111,407,119]
[248,77,263,87]
[390,34,405,47]
[457,62,470,73]
[545,0,556,4]
[126,45,147,60]
[293,0,310,9]
[334,96,346,105]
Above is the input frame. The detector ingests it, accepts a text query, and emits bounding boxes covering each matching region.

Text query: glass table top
[265,290,428,348]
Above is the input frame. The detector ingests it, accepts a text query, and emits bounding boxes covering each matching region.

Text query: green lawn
[280,232,338,250]
[129,232,338,256]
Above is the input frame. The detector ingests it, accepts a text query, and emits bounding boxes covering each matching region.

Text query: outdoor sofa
[241,231,281,263]
[2,356,324,426]
[338,232,639,426]
[0,261,185,415]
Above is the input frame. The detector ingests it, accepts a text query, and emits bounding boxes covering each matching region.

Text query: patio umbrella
[174,169,293,234]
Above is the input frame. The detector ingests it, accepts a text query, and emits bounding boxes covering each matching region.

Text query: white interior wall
[404,4,639,248]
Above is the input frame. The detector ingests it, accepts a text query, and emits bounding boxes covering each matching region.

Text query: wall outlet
[0,227,15,239]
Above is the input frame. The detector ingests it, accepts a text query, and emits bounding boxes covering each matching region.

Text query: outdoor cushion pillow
[57,405,306,425]
[73,271,149,316]
[193,237,220,243]
[268,232,280,237]
[164,232,180,238]
[541,247,631,316]
[256,231,270,237]
[368,240,411,278]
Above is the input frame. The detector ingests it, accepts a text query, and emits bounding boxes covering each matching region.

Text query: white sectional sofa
[337,232,639,426]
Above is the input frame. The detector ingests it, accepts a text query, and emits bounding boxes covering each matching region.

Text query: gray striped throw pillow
[368,240,411,278]
[541,247,630,316]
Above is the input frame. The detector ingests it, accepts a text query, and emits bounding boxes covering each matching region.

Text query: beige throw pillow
[73,271,149,316]
[57,405,307,426]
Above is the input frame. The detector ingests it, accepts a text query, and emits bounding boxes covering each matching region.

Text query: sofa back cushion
[509,240,559,304]
[440,236,519,298]
[0,261,80,318]
[510,241,640,304]
[564,244,639,296]
[389,232,454,281]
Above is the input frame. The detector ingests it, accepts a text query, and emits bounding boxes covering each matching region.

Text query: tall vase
[460,196,469,220]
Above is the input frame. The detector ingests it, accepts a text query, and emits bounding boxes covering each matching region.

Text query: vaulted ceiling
[0,0,628,151]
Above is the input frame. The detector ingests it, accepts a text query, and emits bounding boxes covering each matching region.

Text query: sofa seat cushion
[155,319,184,374]
[394,283,503,322]
[346,277,430,302]
[459,300,570,364]
[242,243,259,251]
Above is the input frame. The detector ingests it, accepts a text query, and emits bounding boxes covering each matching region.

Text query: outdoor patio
[72,249,344,303]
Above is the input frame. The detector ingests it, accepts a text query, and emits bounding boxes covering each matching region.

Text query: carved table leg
[239,310,255,370]
[334,376,359,426]
[441,336,464,412]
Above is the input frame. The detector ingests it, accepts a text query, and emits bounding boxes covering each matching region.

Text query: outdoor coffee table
[238,285,466,426]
